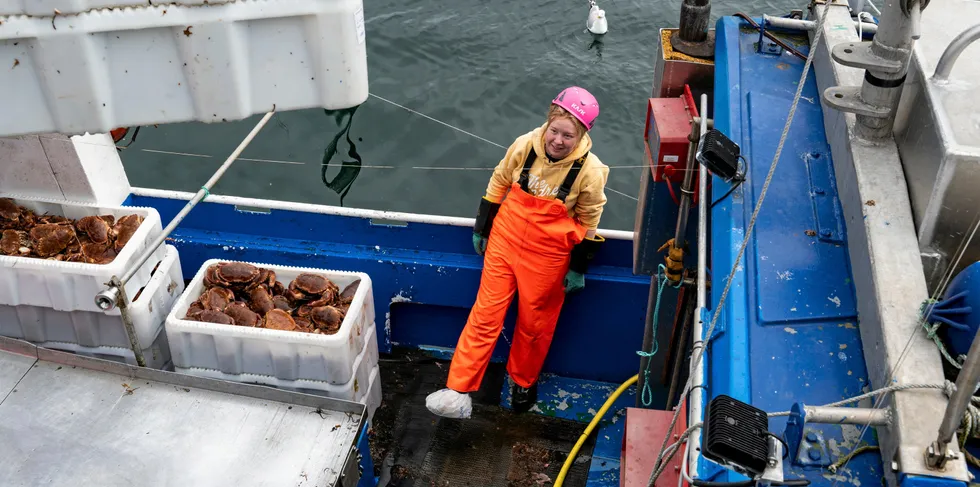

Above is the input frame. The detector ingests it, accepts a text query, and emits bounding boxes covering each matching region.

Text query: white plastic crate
[0,0,368,137]
[39,324,173,369]
[166,259,375,385]
[0,244,182,351]
[0,0,214,16]
[173,323,378,401]
[176,323,381,421]
[0,195,166,313]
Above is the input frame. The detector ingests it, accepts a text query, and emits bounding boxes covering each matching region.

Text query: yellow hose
[554,374,639,487]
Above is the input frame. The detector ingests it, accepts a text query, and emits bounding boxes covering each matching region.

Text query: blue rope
[637,264,671,407]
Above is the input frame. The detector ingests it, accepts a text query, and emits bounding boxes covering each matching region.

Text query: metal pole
[854,0,917,139]
[933,24,980,81]
[927,326,980,469]
[688,93,709,480]
[95,109,277,311]
[637,274,659,408]
[113,276,145,367]
[672,122,701,262]
[665,287,693,406]
[803,406,890,425]
[762,15,878,34]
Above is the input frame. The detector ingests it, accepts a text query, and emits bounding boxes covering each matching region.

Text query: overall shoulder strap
[556,152,589,203]
[517,145,537,193]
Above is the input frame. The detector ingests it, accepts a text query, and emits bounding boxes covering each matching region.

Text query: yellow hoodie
[484,124,610,230]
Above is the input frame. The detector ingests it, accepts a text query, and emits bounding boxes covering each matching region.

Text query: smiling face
[545,116,584,160]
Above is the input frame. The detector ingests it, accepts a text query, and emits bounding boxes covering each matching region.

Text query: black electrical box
[702,394,770,476]
[696,129,741,182]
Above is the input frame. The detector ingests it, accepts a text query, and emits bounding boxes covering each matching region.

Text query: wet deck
[369,348,597,487]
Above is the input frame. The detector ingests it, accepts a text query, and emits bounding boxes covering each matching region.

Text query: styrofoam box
[1,0,214,16]
[40,324,173,369]
[177,323,380,420]
[166,260,375,385]
[0,196,165,313]
[0,244,182,351]
[0,0,368,137]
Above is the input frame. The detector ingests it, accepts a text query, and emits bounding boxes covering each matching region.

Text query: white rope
[132,148,642,200]
[368,93,509,149]
[647,3,835,485]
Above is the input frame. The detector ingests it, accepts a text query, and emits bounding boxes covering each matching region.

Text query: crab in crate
[186,262,361,336]
[0,198,145,264]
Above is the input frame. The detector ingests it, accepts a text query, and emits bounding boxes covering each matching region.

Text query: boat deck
[368,348,596,486]
[0,337,368,487]
[707,17,883,486]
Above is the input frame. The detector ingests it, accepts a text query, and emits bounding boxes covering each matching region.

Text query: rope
[920,298,967,369]
[828,445,879,473]
[368,93,508,150]
[648,2,834,485]
[763,381,980,472]
[651,423,703,483]
[637,264,673,407]
[200,186,210,200]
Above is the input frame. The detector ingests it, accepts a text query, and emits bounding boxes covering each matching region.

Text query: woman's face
[545,118,582,160]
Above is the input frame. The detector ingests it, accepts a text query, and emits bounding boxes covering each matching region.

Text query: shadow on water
[320,106,364,207]
[587,33,604,59]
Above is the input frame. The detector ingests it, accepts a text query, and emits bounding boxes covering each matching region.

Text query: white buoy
[587,1,608,35]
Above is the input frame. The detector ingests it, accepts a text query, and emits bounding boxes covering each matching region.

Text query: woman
[426,86,610,419]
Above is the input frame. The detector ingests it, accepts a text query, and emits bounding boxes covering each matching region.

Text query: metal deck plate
[0,340,365,487]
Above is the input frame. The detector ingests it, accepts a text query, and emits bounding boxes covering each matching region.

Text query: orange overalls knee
[447,148,589,393]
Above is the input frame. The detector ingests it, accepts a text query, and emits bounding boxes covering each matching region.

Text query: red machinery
[644,85,701,204]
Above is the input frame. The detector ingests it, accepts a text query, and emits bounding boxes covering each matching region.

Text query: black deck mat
[369,349,595,487]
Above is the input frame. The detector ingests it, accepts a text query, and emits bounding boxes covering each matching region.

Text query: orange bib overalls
[447,148,588,392]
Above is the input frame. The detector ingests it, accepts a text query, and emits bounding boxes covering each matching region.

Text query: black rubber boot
[511,382,538,414]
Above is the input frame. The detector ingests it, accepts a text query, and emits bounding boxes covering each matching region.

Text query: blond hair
[547,105,587,138]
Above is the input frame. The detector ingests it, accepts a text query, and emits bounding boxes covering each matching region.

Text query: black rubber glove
[473,197,501,256]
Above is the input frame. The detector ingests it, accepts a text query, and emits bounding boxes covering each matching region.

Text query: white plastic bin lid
[0,0,368,137]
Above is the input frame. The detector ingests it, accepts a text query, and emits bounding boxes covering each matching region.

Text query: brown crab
[338,280,360,305]
[272,280,286,296]
[196,309,235,325]
[256,268,277,289]
[205,262,262,291]
[271,295,292,312]
[76,215,115,246]
[30,223,76,257]
[79,243,117,264]
[199,287,235,311]
[0,230,30,256]
[309,306,345,334]
[186,300,206,319]
[247,286,275,315]
[0,198,21,222]
[263,309,299,331]
[287,273,338,304]
[294,316,314,331]
[112,214,144,252]
[224,302,262,327]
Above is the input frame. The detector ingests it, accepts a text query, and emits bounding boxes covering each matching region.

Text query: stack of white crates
[166,260,381,421]
[0,196,184,367]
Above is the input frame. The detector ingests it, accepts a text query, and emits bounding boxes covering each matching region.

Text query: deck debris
[508,443,553,487]
[784,327,798,335]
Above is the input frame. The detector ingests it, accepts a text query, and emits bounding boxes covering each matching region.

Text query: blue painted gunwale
[705,16,883,486]
[126,192,651,385]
